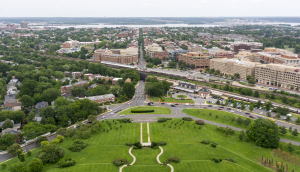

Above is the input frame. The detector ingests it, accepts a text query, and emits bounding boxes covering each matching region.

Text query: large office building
[210,58,259,80]
[255,64,300,89]
[230,42,263,52]
[20,21,28,28]
[94,47,138,64]
[178,52,210,69]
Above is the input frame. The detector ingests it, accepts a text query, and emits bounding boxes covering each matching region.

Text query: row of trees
[145,77,172,97]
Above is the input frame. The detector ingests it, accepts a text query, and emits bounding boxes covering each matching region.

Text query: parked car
[161,103,165,104]
[171,104,176,107]
[245,112,250,115]
[102,116,106,119]
[185,103,190,106]
[203,107,207,109]
[249,115,255,119]
[218,108,222,110]
[260,112,263,115]
[283,117,287,120]
[219,106,224,108]
[175,103,179,105]
[259,107,262,110]
[208,105,212,107]
[120,115,125,117]
[227,108,231,110]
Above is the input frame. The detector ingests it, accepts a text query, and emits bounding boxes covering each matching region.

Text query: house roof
[36,101,48,109]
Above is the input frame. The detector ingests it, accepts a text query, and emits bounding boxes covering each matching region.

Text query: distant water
[36,22,300,29]
[38,23,221,29]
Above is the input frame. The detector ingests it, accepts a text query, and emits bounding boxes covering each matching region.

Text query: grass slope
[150,119,300,172]
[183,108,300,143]
[120,106,171,115]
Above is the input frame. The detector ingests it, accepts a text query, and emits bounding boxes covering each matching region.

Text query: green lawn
[119,106,172,115]
[177,95,187,98]
[1,120,140,172]
[148,97,160,102]
[183,108,300,143]
[164,97,194,103]
[142,123,148,143]
[150,119,300,172]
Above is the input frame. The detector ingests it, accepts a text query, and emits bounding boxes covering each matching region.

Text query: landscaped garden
[2,118,300,172]
[119,106,172,115]
[177,95,187,98]
[148,96,194,103]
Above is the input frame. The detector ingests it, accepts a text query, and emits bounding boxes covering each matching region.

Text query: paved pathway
[147,123,151,143]
[140,123,143,143]
[119,146,136,172]
[157,146,174,172]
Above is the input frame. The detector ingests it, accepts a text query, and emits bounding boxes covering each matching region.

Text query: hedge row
[131,110,154,113]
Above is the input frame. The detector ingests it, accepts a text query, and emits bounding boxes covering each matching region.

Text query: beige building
[178,52,210,69]
[145,43,163,58]
[94,47,138,64]
[255,64,300,89]
[210,58,259,80]
[235,51,260,62]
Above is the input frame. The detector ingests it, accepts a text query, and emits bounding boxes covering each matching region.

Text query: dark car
[245,112,250,115]
[175,103,179,105]
[219,106,224,108]
[227,108,231,110]
[161,103,165,104]
[249,115,255,119]
[208,105,212,107]
[171,104,176,107]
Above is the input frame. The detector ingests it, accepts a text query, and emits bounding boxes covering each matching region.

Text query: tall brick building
[154,51,168,60]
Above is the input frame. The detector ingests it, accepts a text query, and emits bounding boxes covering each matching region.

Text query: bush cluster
[113,159,128,166]
[121,118,132,123]
[158,118,172,123]
[68,140,88,152]
[131,110,154,113]
[35,144,65,164]
[58,158,76,168]
[168,157,180,163]
[195,120,205,125]
[200,140,210,144]
[157,141,167,146]
[211,157,222,163]
[211,143,217,148]
[133,142,142,149]
[151,142,158,149]
[216,126,235,135]
[225,158,236,163]
[182,117,193,121]
[125,142,134,146]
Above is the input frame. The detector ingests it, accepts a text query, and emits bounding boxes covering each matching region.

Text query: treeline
[145,77,172,97]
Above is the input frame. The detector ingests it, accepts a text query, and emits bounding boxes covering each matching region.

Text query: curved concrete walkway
[157,146,174,172]
[119,146,136,172]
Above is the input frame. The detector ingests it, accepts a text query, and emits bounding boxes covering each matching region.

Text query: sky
[0,0,299,17]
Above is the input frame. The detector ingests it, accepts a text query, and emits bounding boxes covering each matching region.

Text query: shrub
[28,158,43,172]
[195,120,205,125]
[131,110,154,113]
[211,143,217,148]
[68,140,88,152]
[113,159,128,166]
[158,118,172,123]
[200,140,210,144]
[182,117,193,121]
[157,141,167,146]
[122,118,131,123]
[225,158,236,163]
[125,142,134,146]
[151,142,157,148]
[216,126,235,135]
[133,142,142,149]
[1,163,7,169]
[56,135,64,143]
[58,158,76,168]
[26,150,32,156]
[168,157,180,163]
[211,157,222,163]
[35,136,48,145]
[51,138,60,145]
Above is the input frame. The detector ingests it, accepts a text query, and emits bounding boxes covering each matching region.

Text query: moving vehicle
[120,115,125,117]
[208,105,212,107]
[171,104,176,107]
[227,108,231,110]
[218,108,222,110]
[185,103,190,106]
[249,115,255,119]
[245,112,250,115]
[161,103,165,104]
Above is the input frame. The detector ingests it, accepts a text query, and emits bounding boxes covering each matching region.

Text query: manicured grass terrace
[119,106,172,115]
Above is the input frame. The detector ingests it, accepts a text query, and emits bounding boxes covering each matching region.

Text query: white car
[185,103,190,106]
[260,112,263,115]
[102,116,106,119]
[109,112,113,115]
[259,107,262,110]
[120,115,125,117]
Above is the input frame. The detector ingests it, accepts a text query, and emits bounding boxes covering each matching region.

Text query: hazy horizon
[0,0,299,17]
